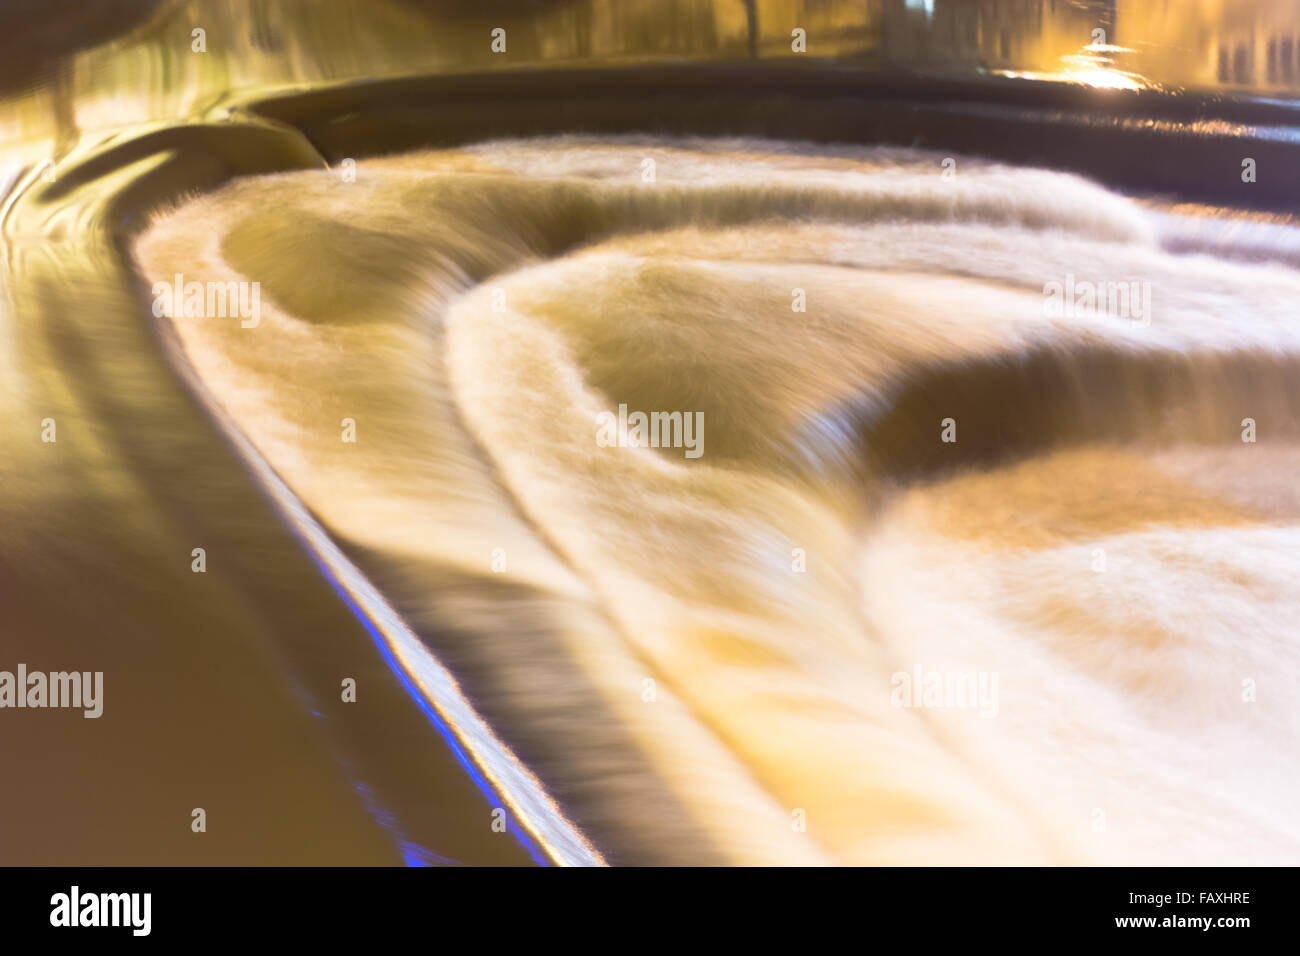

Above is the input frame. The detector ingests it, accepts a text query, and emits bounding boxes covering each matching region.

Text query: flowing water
[4,0,1300,866]
[133,140,1300,864]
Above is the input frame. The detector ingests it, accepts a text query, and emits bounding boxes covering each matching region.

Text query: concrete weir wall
[249,63,1300,212]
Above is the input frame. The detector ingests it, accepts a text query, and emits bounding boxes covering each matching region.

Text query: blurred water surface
[3,0,1300,866]
[5,0,1300,154]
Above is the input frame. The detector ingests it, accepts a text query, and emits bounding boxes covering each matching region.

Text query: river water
[3,1,1300,865]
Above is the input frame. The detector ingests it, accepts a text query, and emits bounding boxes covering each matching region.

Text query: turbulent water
[133,138,1300,865]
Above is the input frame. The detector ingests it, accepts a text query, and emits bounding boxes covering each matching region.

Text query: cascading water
[133,138,1300,864]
